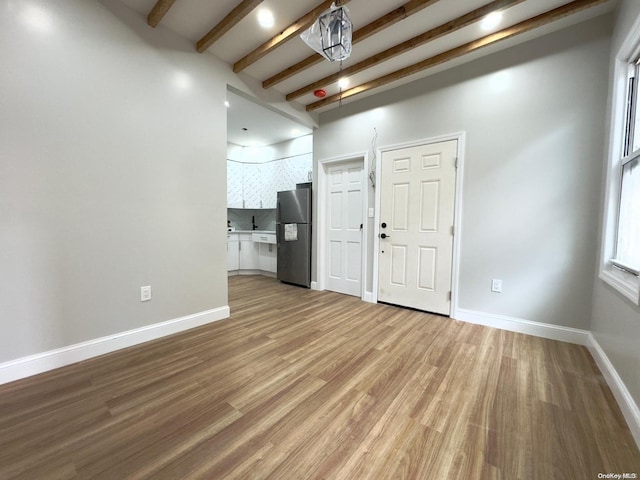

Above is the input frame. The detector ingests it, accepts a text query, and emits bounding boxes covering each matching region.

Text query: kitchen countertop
[227,230,275,234]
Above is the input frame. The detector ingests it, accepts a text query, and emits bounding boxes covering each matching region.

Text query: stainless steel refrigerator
[276,187,311,287]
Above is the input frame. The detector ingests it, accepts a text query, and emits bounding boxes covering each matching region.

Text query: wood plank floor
[0,275,638,479]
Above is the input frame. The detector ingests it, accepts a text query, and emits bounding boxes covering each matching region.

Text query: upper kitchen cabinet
[260,161,277,209]
[226,155,312,209]
[227,160,243,209]
[242,162,263,209]
[278,154,312,192]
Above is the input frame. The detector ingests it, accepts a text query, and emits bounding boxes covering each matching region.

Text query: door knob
[380,233,390,239]
[381,222,387,228]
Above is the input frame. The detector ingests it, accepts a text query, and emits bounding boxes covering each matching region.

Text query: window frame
[611,151,639,276]
[600,20,640,305]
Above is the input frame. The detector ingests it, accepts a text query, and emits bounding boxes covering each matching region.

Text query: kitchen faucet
[252,215,258,230]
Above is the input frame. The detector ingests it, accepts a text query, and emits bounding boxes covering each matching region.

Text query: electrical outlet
[491,279,502,293]
[140,286,152,302]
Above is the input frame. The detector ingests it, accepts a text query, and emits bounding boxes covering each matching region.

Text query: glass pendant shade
[300,4,352,62]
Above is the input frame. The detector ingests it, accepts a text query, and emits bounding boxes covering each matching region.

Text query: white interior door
[378,140,457,315]
[326,161,364,297]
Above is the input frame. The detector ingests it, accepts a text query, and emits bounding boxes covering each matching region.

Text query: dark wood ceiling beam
[287,0,525,101]
[263,0,439,89]
[197,0,265,53]
[147,0,177,27]
[306,0,608,111]
[233,0,352,74]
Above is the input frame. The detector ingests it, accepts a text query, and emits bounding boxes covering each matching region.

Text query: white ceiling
[226,89,313,147]
[118,0,618,143]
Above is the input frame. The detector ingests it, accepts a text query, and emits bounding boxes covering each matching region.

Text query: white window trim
[599,17,640,306]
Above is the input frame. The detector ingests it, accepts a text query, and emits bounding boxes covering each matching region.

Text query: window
[600,30,640,305]
[614,154,639,274]
[614,64,640,276]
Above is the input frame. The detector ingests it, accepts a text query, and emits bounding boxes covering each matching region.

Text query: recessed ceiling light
[292,128,301,136]
[224,100,230,108]
[258,9,274,28]
[481,11,503,31]
[338,77,349,89]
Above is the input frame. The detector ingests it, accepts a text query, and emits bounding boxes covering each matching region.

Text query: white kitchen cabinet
[227,234,239,271]
[258,242,277,273]
[242,163,263,209]
[253,232,277,273]
[251,232,276,244]
[227,154,312,209]
[260,161,277,209]
[276,154,313,192]
[239,233,259,270]
[228,232,276,275]
[227,161,243,208]
[228,232,258,273]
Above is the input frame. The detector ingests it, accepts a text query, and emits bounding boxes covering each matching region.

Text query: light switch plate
[491,279,502,293]
[368,208,374,218]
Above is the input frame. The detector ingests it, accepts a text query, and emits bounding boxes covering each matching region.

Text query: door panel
[330,241,342,278]
[325,160,363,297]
[417,247,437,290]
[390,245,407,286]
[347,241,361,281]
[378,140,457,315]
[347,189,362,230]
[330,191,342,229]
[392,183,410,231]
[422,153,441,169]
[420,181,439,232]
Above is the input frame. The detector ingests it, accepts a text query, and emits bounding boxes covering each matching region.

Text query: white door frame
[317,151,369,300]
[373,132,465,317]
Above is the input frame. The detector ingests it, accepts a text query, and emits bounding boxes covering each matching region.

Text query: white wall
[591,0,640,417]
[0,0,237,365]
[314,16,611,330]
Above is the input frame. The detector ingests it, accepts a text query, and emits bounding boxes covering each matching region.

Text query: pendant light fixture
[300,2,352,62]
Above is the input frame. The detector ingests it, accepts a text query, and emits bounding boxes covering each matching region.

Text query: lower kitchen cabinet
[227,232,276,276]
[227,234,239,271]
[239,236,259,270]
[258,242,277,273]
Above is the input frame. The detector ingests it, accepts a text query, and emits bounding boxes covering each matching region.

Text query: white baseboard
[587,333,640,450]
[238,270,262,276]
[0,306,230,386]
[310,281,321,291]
[363,291,374,303]
[453,308,590,345]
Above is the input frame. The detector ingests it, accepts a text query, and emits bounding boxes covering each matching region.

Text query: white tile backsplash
[228,208,276,231]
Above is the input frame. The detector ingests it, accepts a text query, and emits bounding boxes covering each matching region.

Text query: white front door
[378,140,457,315]
[326,160,364,297]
